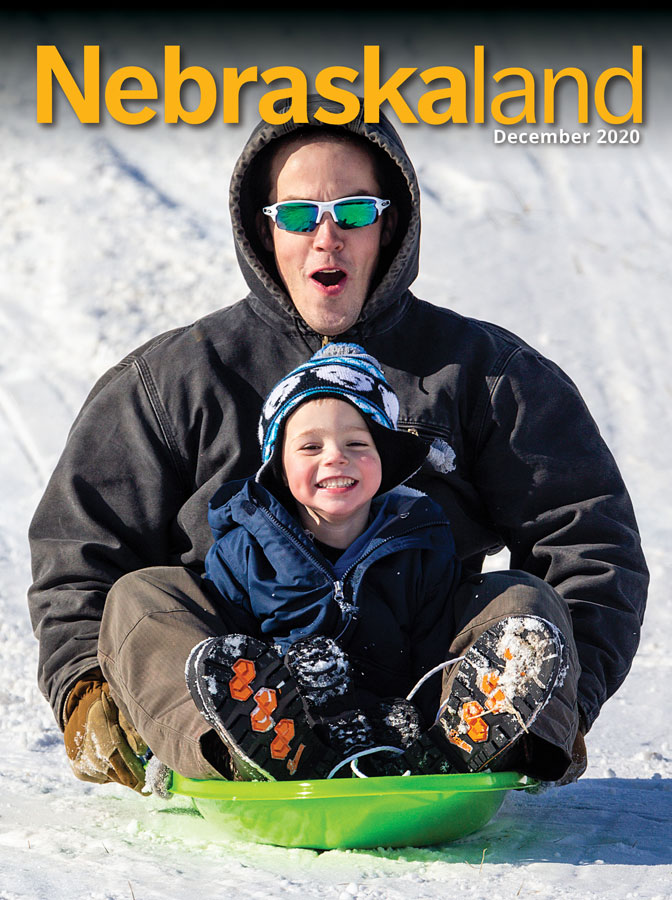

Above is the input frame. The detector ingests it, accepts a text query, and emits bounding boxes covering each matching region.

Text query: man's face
[260,138,396,337]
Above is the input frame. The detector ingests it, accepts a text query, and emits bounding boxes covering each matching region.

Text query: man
[28,97,648,791]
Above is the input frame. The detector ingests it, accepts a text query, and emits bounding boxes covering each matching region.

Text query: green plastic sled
[168,770,533,849]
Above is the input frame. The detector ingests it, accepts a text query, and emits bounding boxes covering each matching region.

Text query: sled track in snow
[0,385,51,488]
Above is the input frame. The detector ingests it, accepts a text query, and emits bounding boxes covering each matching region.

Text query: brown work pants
[98,566,581,780]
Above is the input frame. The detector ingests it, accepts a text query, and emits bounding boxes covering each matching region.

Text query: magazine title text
[36,44,643,127]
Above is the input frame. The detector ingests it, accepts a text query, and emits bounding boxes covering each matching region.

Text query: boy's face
[281,398,382,533]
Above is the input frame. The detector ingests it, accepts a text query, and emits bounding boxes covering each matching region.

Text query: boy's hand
[63,672,147,792]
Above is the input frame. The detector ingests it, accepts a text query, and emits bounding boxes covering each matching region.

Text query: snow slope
[1,13,671,900]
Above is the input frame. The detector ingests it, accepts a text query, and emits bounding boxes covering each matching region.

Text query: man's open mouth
[311,268,346,287]
[316,477,357,488]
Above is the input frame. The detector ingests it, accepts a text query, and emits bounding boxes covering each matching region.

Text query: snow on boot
[354,697,425,777]
[401,616,566,775]
[285,635,353,714]
[144,755,173,799]
[318,710,376,760]
[185,634,340,782]
[285,635,375,760]
[374,697,424,750]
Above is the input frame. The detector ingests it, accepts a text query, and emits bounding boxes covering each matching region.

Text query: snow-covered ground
[1,13,671,900]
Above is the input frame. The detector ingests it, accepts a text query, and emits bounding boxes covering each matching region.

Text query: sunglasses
[262,196,391,233]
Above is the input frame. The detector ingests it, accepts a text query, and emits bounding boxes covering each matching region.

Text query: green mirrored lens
[276,204,319,233]
[334,199,378,229]
[274,199,380,233]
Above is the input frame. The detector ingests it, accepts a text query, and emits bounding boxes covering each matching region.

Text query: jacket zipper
[255,503,336,585]
[337,520,448,588]
[256,504,358,643]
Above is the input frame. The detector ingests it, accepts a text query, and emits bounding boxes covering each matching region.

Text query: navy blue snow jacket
[204,477,461,722]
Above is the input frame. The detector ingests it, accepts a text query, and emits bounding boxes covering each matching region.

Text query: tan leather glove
[63,671,148,792]
[556,728,588,786]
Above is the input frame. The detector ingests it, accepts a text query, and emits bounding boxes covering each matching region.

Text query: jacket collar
[208,477,444,564]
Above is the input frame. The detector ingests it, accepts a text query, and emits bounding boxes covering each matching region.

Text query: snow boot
[400,616,566,775]
[285,635,375,760]
[186,634,342,781]
[352,697,425,776]
[285,637,428,776]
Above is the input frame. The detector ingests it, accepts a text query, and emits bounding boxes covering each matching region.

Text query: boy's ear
[257,211,274,252]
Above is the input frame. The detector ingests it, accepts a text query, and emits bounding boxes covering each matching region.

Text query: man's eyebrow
[276,191,377,202]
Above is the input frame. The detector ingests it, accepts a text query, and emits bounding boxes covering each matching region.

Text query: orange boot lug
[229,658,256,701]
[462,700,489,744]
[250,687,278,732]
[462,700,485,722]
[485,688,506,713]
[286,743,306,776]
[448,729,473,753]
[270,718,295,759]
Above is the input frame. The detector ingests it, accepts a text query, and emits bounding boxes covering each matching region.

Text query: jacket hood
[229,95,421,334]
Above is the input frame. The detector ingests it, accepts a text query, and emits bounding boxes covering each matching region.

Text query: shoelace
[325,655,466,779]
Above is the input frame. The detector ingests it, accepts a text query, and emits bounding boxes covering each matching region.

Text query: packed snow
[1,13,671,900]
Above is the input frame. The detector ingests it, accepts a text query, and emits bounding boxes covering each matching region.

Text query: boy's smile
[316,476,357,489]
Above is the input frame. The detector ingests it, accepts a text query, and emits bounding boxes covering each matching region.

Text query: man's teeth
[317,477,356,488]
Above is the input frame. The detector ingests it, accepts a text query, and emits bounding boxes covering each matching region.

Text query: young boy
[185,344,566,783]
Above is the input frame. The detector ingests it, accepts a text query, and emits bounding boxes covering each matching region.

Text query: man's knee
[448,569,582,777]
[453,569,573,635]
[99,566,216,688]
[106,566,207,618]
[102,565,238,647]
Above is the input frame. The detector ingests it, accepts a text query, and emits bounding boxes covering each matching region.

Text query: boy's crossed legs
[98,566,581,782]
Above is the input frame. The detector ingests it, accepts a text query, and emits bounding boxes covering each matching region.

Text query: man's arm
[28,358,189,728]
[472,347,649,731]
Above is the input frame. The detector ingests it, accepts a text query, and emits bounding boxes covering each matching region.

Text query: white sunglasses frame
[262,195,391,232]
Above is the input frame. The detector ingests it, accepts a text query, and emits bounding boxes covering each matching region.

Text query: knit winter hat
[256,343,431,495]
